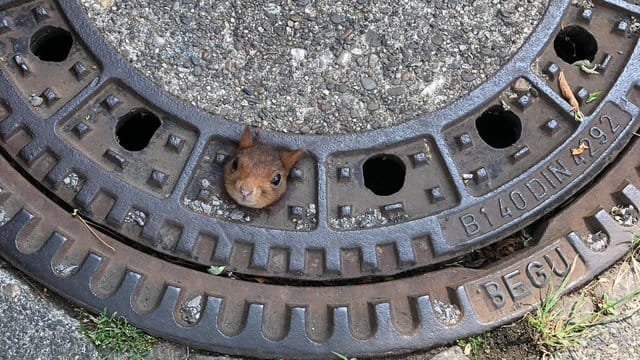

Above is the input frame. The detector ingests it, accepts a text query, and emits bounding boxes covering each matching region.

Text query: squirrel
[224,125,304,209]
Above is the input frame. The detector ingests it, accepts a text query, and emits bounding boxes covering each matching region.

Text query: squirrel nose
[240,186,253,198]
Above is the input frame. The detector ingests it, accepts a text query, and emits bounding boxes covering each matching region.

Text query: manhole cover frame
[0,0,640,357]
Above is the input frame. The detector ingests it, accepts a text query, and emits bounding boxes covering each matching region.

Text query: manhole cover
[1,0,640,358]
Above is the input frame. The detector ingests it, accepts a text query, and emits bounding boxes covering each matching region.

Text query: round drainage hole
[116,109,161,151]
[553,25,598,64]
[475,105,522,149]
[30,26,73,62]
[363,154,406,196]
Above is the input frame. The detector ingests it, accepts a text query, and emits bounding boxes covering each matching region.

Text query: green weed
[78,310,156,359]
[456,333,490,355]
[527,256,640,355]
[207,265,226,275]
[332,351,357,360]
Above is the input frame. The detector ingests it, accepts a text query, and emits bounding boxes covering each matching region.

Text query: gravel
[80,0,548,135]
[0,262,99,360]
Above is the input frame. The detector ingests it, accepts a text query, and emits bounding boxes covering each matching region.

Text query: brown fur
[224,126,303,209]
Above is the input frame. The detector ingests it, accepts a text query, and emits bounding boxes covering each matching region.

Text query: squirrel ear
[281,149,304,170]
[239,125,254,149]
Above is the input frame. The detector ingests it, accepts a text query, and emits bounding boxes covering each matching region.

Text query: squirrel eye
[231,157,239,171]
[271,173,282,186]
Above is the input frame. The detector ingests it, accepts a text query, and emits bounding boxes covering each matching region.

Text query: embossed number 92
[588,126,608,144]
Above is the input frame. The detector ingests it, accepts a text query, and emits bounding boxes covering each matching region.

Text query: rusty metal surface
[0,0,637,282]
[1,0,640,357]
[0,1,640,279]
[0,121,638,358]
[0,1,101,118]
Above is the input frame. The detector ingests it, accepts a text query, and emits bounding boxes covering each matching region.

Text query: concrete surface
[80,0,547,134]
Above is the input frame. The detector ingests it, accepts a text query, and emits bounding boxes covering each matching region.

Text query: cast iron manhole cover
[1,0,640,358]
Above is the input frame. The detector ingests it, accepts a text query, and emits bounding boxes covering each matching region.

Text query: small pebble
[152,36,166,48]
[329,13,344,24]
[360,77,377,91]
[291,48,306,63]
[431,34,444,46]
[366,30,382,47]
[336,50,351,66]
[387,86,406,96]
[2,283,21,299]
[29,95,44,107]
[461,72,476,82]
[289,13,302,22]
[512,77,530,94]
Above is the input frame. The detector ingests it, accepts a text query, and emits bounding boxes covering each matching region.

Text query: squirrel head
[223,126,303,209]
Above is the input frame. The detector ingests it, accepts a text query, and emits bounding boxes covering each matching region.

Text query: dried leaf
[571,143,589,155]
[558,70,579,109]
[586,91,602,103]
[464,343,472,356]
[558,70,584,122]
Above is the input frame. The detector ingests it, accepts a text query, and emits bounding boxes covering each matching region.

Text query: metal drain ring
[1,134,639,358]
[2,0,640,357]
[0,1,639,281]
